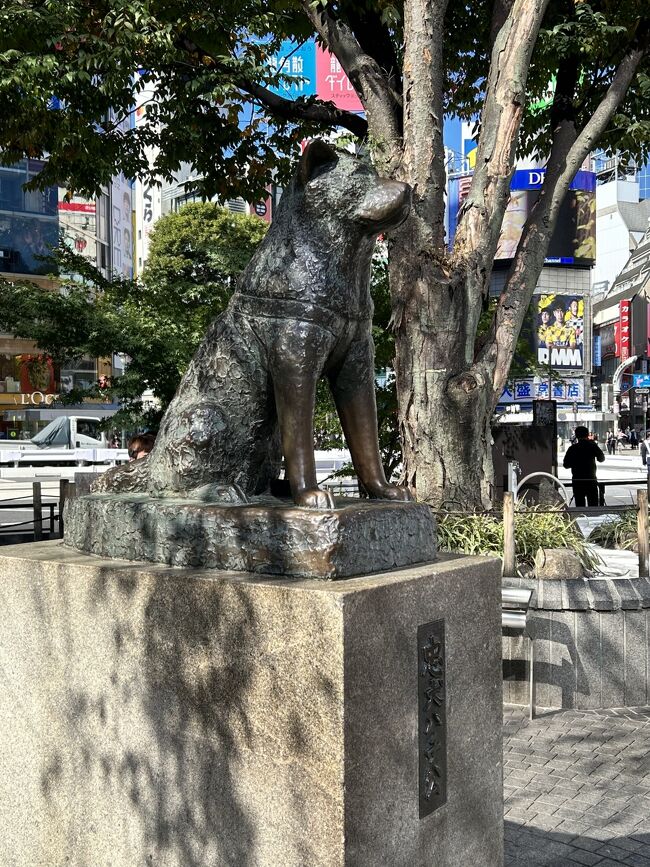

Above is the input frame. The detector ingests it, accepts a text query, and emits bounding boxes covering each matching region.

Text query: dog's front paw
[295,487,336,509]
[367,483,414,502]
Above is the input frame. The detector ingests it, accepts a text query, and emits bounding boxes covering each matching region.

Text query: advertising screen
[530,294,584,370]
[447,168,596,265]
[600,322,617,358]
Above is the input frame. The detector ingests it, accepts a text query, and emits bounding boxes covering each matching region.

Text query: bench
[502,587,535,719]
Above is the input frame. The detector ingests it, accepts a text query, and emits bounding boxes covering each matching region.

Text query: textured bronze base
[63,494,437,579]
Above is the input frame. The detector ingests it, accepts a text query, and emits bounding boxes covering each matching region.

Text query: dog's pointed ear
[297,139,337,186]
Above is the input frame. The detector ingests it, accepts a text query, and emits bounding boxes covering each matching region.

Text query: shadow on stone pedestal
[0,542,503,867]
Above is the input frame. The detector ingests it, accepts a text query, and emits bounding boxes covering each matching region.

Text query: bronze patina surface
[91,140,412,510]
[64,494,436,580]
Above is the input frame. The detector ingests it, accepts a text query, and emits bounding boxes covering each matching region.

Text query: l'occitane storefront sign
[0,392,59,407]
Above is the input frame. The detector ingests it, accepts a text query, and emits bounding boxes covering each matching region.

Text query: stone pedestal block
[64,493,437,579]
[0,542,503,867]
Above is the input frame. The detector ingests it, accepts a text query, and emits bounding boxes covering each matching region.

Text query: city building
[0,159,132,439]
[592,222,650,433]
[593,156,650,292]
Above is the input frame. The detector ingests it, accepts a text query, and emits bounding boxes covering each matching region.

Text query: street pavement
[504,706,650,866]
[506,450,650,865]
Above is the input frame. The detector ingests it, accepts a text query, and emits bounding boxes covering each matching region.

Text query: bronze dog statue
[94,140,412,509]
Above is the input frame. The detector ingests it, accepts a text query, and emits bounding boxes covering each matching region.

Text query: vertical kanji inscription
[418,619,447,818]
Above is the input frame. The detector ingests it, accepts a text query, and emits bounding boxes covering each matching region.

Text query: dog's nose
[356,180,412,227]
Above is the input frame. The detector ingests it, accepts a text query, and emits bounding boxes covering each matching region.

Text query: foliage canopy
[0,1,647,201]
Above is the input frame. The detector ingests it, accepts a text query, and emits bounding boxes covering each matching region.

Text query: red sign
[316,48,364,111]
[58,201,96,213]
[619,299,631,362]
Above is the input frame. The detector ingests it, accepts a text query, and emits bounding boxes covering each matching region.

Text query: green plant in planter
[588,512,638,551]
[436,506,600,576]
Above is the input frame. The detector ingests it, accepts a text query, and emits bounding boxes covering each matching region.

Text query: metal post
[528,635,535,721]
[32,481,42,542]
[503,491,516,578]
[506,461,519,494]
[59,479,70,539]
[638,489,649,578]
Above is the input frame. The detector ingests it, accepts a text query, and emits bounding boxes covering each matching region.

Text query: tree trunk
[389,214,495,509]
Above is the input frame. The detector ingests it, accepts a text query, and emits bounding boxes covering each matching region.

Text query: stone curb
[503,575,650,611]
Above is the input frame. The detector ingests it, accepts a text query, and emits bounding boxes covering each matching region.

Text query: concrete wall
[504,575,650,710]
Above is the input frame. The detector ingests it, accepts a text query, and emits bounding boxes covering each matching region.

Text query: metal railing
[0,479,74,544]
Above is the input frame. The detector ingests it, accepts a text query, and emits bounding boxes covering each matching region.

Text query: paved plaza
[504,706,650,866]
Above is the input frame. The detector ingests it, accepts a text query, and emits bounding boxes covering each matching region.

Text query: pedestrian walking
[641,431,650,467]
[563,426,605,507]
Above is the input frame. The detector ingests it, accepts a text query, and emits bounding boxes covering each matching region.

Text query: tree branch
[452,0,550,271]
[179,36,369,138]
[450,0,551,365]
[489,0,515,50]
[483,36,648,399]
[401,0,449,248]
[238,76,369,137]
[300,1,402,172]
[343,5,402,97]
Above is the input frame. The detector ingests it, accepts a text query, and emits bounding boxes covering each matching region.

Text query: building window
[0,161,59,275]
[59,357,97,393]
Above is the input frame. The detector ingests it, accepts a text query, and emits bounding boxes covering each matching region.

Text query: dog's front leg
[329,332,413,502]
[270,323,335,510]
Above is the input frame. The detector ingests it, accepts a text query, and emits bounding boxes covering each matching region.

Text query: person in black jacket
[563,426,605,507]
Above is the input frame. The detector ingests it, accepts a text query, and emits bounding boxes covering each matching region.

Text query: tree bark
[271,3,648,510]
[389,0,550,509]
[389,209,495,508]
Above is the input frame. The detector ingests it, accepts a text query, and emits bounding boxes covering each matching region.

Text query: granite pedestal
[0,542,503,866]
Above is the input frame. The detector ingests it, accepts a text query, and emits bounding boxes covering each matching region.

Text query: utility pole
[612,356,638,439]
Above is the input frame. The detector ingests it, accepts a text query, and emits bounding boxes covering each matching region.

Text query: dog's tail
[90,455,151,494]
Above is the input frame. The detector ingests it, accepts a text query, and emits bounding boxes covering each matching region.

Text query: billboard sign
[316,47,364,111]
[267,39,317,100]
[531,294,584,370]
[593,335,602,368]
[633,374,650,388]
[134,82,162,273]
[600,322,618,358]
[111,173,133,278]
[447,168,596,265]
[499,378,584,404]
